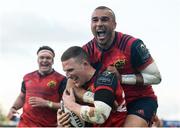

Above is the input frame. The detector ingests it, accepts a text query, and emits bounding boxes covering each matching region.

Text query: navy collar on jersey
[81,69,99,89]
[37,69,55,77]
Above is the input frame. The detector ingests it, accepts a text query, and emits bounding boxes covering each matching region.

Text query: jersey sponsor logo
[47,80,57,88]
[136,43,150,61]
[96,71,115,86]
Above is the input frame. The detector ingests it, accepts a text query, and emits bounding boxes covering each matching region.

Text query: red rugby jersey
[83,70,127,127]
[83,32,157,103]
[18,70,66,127]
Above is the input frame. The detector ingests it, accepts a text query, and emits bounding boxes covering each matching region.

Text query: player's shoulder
[24,70,37,78]
[116,31,140,50]
[84,38,94,45]
[95,70,116,86]
[49,70,67,84]
[53,70,65,77]
[118,31,137,39]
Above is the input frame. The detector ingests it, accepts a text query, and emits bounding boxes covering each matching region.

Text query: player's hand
[7,107,19,120]
[66,79,76,92]
[29,97,47,107]
[57,109,71,127]
[112,100,119,112]
[107,65,121,81]
[62,88,75,110]
[152,115,162,127]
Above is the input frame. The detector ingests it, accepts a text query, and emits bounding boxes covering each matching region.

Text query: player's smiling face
[62,58,88,87]
[91,9,116,49]
[37,50,54,74]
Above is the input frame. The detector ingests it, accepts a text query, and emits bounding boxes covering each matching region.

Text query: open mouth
[40,63,50,69]
[97,30,106,40]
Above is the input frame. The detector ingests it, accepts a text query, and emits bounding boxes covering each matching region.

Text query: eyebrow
[92,16,110,20]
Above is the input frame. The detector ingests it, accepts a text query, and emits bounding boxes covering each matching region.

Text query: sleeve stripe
[122,36,132,51]
[95,86,114,93]
[119,34,129,50]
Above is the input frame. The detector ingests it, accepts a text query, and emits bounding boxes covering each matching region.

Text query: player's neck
[98,31,115,50]
[86,67,96,82]
[38,69,53,76]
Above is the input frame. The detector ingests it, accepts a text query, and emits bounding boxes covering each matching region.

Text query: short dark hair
[95,6,116,22]
[37,46,55,57]
[61,46,89,63]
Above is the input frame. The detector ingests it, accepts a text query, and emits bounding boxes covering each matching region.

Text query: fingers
[57,109,71,127]
[7,114,14,120]
[107,65,121,79]
[7,112,14,120]
[114,100,119,108]
[7,108,18,120]
[112,100,119,112]
[60,114,71,126]
[57,109,63,114]
[66,79,76,91]
[29,96,37,101]
[69,88,74,97]
[107,65,116,71]
[63,89,70,101]
[28,97,45,107]
[29,97,37,107]
[29,97,37,104]
[62,91,67,100]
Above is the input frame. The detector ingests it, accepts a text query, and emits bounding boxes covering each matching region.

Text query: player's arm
[80,84,114,124]
[124,39,161,85]
[29,78,67,109]
[80,71,116,124]
[10,92,25,111]
[29,97,62,109]
[69,79,120,112]
[65,78,94,104]
[73,86,94,104]
[10,81,26,110]
[7,92,25,120]
[63,89,112,124]
[63,71,116,124]
[7,81,26,119]
[121,62,161,85]
[110,40,161,86]
[44,77,67,109]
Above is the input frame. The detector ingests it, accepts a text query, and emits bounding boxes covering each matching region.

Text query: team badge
[47,80,56,88]
[114,59,126,70]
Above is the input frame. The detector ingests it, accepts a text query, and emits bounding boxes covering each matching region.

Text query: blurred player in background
[7,46,66,127]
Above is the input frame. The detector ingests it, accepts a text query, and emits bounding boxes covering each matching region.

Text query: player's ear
[83,60,89,66]
[113,21,116,30]
[52,58,54,64]
[37,57,39,64]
